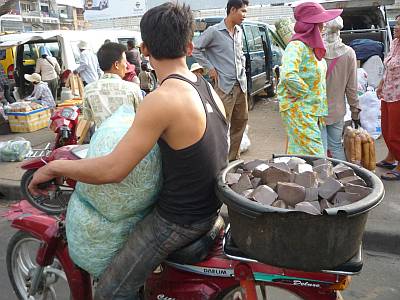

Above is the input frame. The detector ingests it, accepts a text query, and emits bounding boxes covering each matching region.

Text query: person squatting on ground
[35,46,61,102]
[193,0,248,161]
[83,42,142,129]
[24,73,56,109]
[376,15,400,181]
[277,2,342,156]
[321,16,360,160]
[28,3,228,299]
[74,41,102,86]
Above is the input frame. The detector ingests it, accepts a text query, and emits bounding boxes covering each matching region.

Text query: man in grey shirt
[193,0,248,161]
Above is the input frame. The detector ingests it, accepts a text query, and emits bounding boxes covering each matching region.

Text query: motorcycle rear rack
[25,143,51,159]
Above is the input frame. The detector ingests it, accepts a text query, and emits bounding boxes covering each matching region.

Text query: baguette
[362,138,370,169]
[368,137,376,171]
[354,135,362,164]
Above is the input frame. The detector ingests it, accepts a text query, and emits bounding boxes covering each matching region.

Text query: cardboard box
[6,108,51,133]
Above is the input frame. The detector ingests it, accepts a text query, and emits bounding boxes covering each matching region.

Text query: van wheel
[247,93,255,111]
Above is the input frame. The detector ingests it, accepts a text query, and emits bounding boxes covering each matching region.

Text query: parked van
[190,17,277,109]
[0,29,141,98]
[320,0,394,55]
[0,46,36,85]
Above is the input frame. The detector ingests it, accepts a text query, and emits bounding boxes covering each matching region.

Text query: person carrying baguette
[321,16,360,161]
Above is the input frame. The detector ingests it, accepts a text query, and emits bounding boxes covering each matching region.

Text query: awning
[56,0,84,9]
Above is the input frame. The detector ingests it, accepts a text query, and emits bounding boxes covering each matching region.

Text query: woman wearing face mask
[277,2,342,156]
[321,16,360,161]
[376,15,400,180]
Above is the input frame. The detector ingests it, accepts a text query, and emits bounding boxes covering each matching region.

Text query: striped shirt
[26,82,56,108]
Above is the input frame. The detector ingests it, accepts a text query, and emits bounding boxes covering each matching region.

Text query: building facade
[0,0,85,32]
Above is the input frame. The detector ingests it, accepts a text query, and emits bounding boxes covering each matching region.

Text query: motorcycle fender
[11,214,58,243]
[21,157,47,170]
[11,215,93,299]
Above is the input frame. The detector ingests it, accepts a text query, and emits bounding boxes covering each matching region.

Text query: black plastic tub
[216,155,385,271]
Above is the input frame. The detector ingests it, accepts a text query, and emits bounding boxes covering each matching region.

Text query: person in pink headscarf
[277,2,342,156]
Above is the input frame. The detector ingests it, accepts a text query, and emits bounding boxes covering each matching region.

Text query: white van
[0,29,141,97]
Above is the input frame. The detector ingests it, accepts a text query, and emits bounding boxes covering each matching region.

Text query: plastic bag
[75,105,162,222]
[0,138,32,162]
[357,68,368,96]
[66,193,151,277]
[359,90,381,139]
[362,55,384,88]
[240,125,251,154]
[66,104,162,277]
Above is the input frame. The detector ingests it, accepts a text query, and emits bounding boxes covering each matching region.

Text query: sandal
[381,170,400,181]
[376,160,397,170]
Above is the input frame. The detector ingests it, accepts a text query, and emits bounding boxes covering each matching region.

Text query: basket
[216,155,384,271]
[6,108,51,133]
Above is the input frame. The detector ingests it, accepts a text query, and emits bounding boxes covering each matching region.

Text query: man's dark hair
[125,51,136,64]
[97,42,127,71]
[127,39,135,48]
[140,2,194,60]
[226,0,249,15]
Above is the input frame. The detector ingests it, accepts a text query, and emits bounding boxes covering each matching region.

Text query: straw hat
[190,63,204,74]
[24,73,41,83]
[77,40,89,50]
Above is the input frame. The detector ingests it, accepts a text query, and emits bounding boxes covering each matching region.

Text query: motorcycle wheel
[20,169,72,215]
[219,284,304,300]
[7,231,71,300]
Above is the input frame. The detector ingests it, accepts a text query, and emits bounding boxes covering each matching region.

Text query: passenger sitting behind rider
[28,3,228,300]
[83,42,142,129]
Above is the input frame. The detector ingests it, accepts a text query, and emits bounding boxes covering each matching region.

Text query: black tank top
[156,74,228,225]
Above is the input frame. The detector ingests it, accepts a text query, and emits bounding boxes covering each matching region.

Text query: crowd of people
[278,2,400,181]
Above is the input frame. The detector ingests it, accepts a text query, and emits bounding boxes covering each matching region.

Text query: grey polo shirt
[193,19,247,94]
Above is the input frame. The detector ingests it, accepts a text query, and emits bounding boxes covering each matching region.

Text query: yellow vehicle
[0,46,37,83]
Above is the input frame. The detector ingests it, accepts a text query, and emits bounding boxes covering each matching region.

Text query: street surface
[0,98,399,299]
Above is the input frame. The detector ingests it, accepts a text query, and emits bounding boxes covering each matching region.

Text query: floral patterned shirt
[83,73,142,128]
[382,38,400,103]
[277,40,328,116]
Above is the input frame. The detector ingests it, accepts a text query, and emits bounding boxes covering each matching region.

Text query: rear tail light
[7,64,14,80]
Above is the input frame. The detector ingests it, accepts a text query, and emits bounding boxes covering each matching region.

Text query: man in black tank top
[28,3,228,299]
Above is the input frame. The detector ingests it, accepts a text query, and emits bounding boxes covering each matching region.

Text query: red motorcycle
[19,106,84,215]
[6,161,363,300]
[6,205,360,300]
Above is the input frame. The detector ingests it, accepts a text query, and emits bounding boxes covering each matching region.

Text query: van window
[251,26,264,52]
[0,50,6,60]
[243,25,255,52]
[23,44,37,60]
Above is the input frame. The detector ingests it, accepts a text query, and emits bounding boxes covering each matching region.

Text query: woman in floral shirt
[277,2,342,156]
[376,15,400,180]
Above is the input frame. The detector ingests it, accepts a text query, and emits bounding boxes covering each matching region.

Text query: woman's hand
[28,163,58,196]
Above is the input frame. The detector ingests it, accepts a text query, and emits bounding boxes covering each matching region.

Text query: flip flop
[381,170,400,181]
[376,160,397,170]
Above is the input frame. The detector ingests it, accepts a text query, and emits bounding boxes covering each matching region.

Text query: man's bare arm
[28,92,171,195]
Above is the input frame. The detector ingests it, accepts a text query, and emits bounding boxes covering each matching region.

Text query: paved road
[1,204,399,300]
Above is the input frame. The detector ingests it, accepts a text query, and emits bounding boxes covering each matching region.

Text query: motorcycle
[6,167,362,299]
[19,105,84,215]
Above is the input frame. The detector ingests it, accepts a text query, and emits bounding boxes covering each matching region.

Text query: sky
[84,0,293,20]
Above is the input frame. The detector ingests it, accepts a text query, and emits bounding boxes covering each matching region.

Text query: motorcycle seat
[167,215,225,265]
[224,229,363,275]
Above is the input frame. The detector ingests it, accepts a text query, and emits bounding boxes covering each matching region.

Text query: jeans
[94,209,217,300]
[321,120,346,161]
